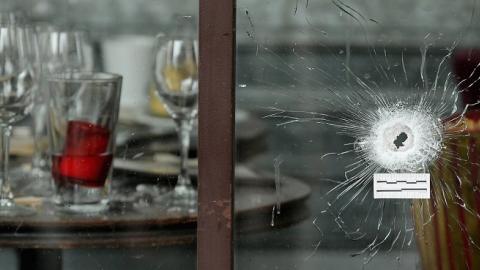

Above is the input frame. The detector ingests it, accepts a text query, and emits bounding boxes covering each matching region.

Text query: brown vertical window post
[197,0,235,270]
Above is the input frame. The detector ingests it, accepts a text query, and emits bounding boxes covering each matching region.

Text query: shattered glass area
[236,0,480,269]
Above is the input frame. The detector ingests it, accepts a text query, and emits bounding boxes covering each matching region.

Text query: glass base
[54,182,108,215]
[0,199,35,216]
[54,199,108,215]
[167,185,197,214]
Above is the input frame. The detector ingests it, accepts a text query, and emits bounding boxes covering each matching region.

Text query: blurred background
[1,0,479,269]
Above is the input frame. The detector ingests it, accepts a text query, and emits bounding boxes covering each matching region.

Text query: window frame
[197,0,236,270]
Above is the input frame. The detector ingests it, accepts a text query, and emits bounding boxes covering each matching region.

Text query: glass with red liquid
[47,72,122,213]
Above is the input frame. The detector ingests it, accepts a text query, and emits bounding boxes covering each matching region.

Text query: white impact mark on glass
[357,107,442,172]
[241,0,480,266]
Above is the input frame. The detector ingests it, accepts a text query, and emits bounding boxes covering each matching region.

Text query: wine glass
[0,17,38,215]
[153,17,198,213]
[17,28,93,197]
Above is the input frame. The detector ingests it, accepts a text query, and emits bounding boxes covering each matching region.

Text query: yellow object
[149,84,169,117]
[150,59,197,117]
[162,60,197,92]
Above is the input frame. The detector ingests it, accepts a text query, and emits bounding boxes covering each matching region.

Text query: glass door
[235,1,480,269]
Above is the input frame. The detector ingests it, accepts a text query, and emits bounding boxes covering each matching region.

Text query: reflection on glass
[235,1,480,270]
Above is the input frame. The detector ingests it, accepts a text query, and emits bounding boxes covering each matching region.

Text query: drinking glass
[18,28,93,197]
[47,72,122,213]
[153,17,198,213]
[0,17,38,216]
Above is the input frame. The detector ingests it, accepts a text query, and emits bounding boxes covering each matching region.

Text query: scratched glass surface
[235,1,480,269]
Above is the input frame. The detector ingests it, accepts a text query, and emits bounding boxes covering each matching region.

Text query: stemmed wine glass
[153,16,198,213]
[18,27,92,197]
[0,16,39,215]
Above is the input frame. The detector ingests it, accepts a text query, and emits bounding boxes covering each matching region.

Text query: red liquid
[52,120,112,188]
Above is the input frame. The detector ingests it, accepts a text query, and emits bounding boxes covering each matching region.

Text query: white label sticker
[373,173,430,199]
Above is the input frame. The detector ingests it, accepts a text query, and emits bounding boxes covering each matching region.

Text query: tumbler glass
[47,72,122,213]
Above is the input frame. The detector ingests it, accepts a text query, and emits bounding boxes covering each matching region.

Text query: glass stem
[0,125,12,202]
[175,119,193,188]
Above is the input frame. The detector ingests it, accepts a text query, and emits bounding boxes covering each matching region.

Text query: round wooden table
[1,169,311,270]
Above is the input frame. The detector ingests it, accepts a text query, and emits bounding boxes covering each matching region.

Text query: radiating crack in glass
[271,154,283,227]
[239,0,480,267]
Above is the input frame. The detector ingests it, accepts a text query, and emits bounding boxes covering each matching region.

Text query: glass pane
[236,1,480,269]
[0,1,198,269]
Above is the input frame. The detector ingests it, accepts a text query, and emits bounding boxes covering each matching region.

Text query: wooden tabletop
[0,168,310,249]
